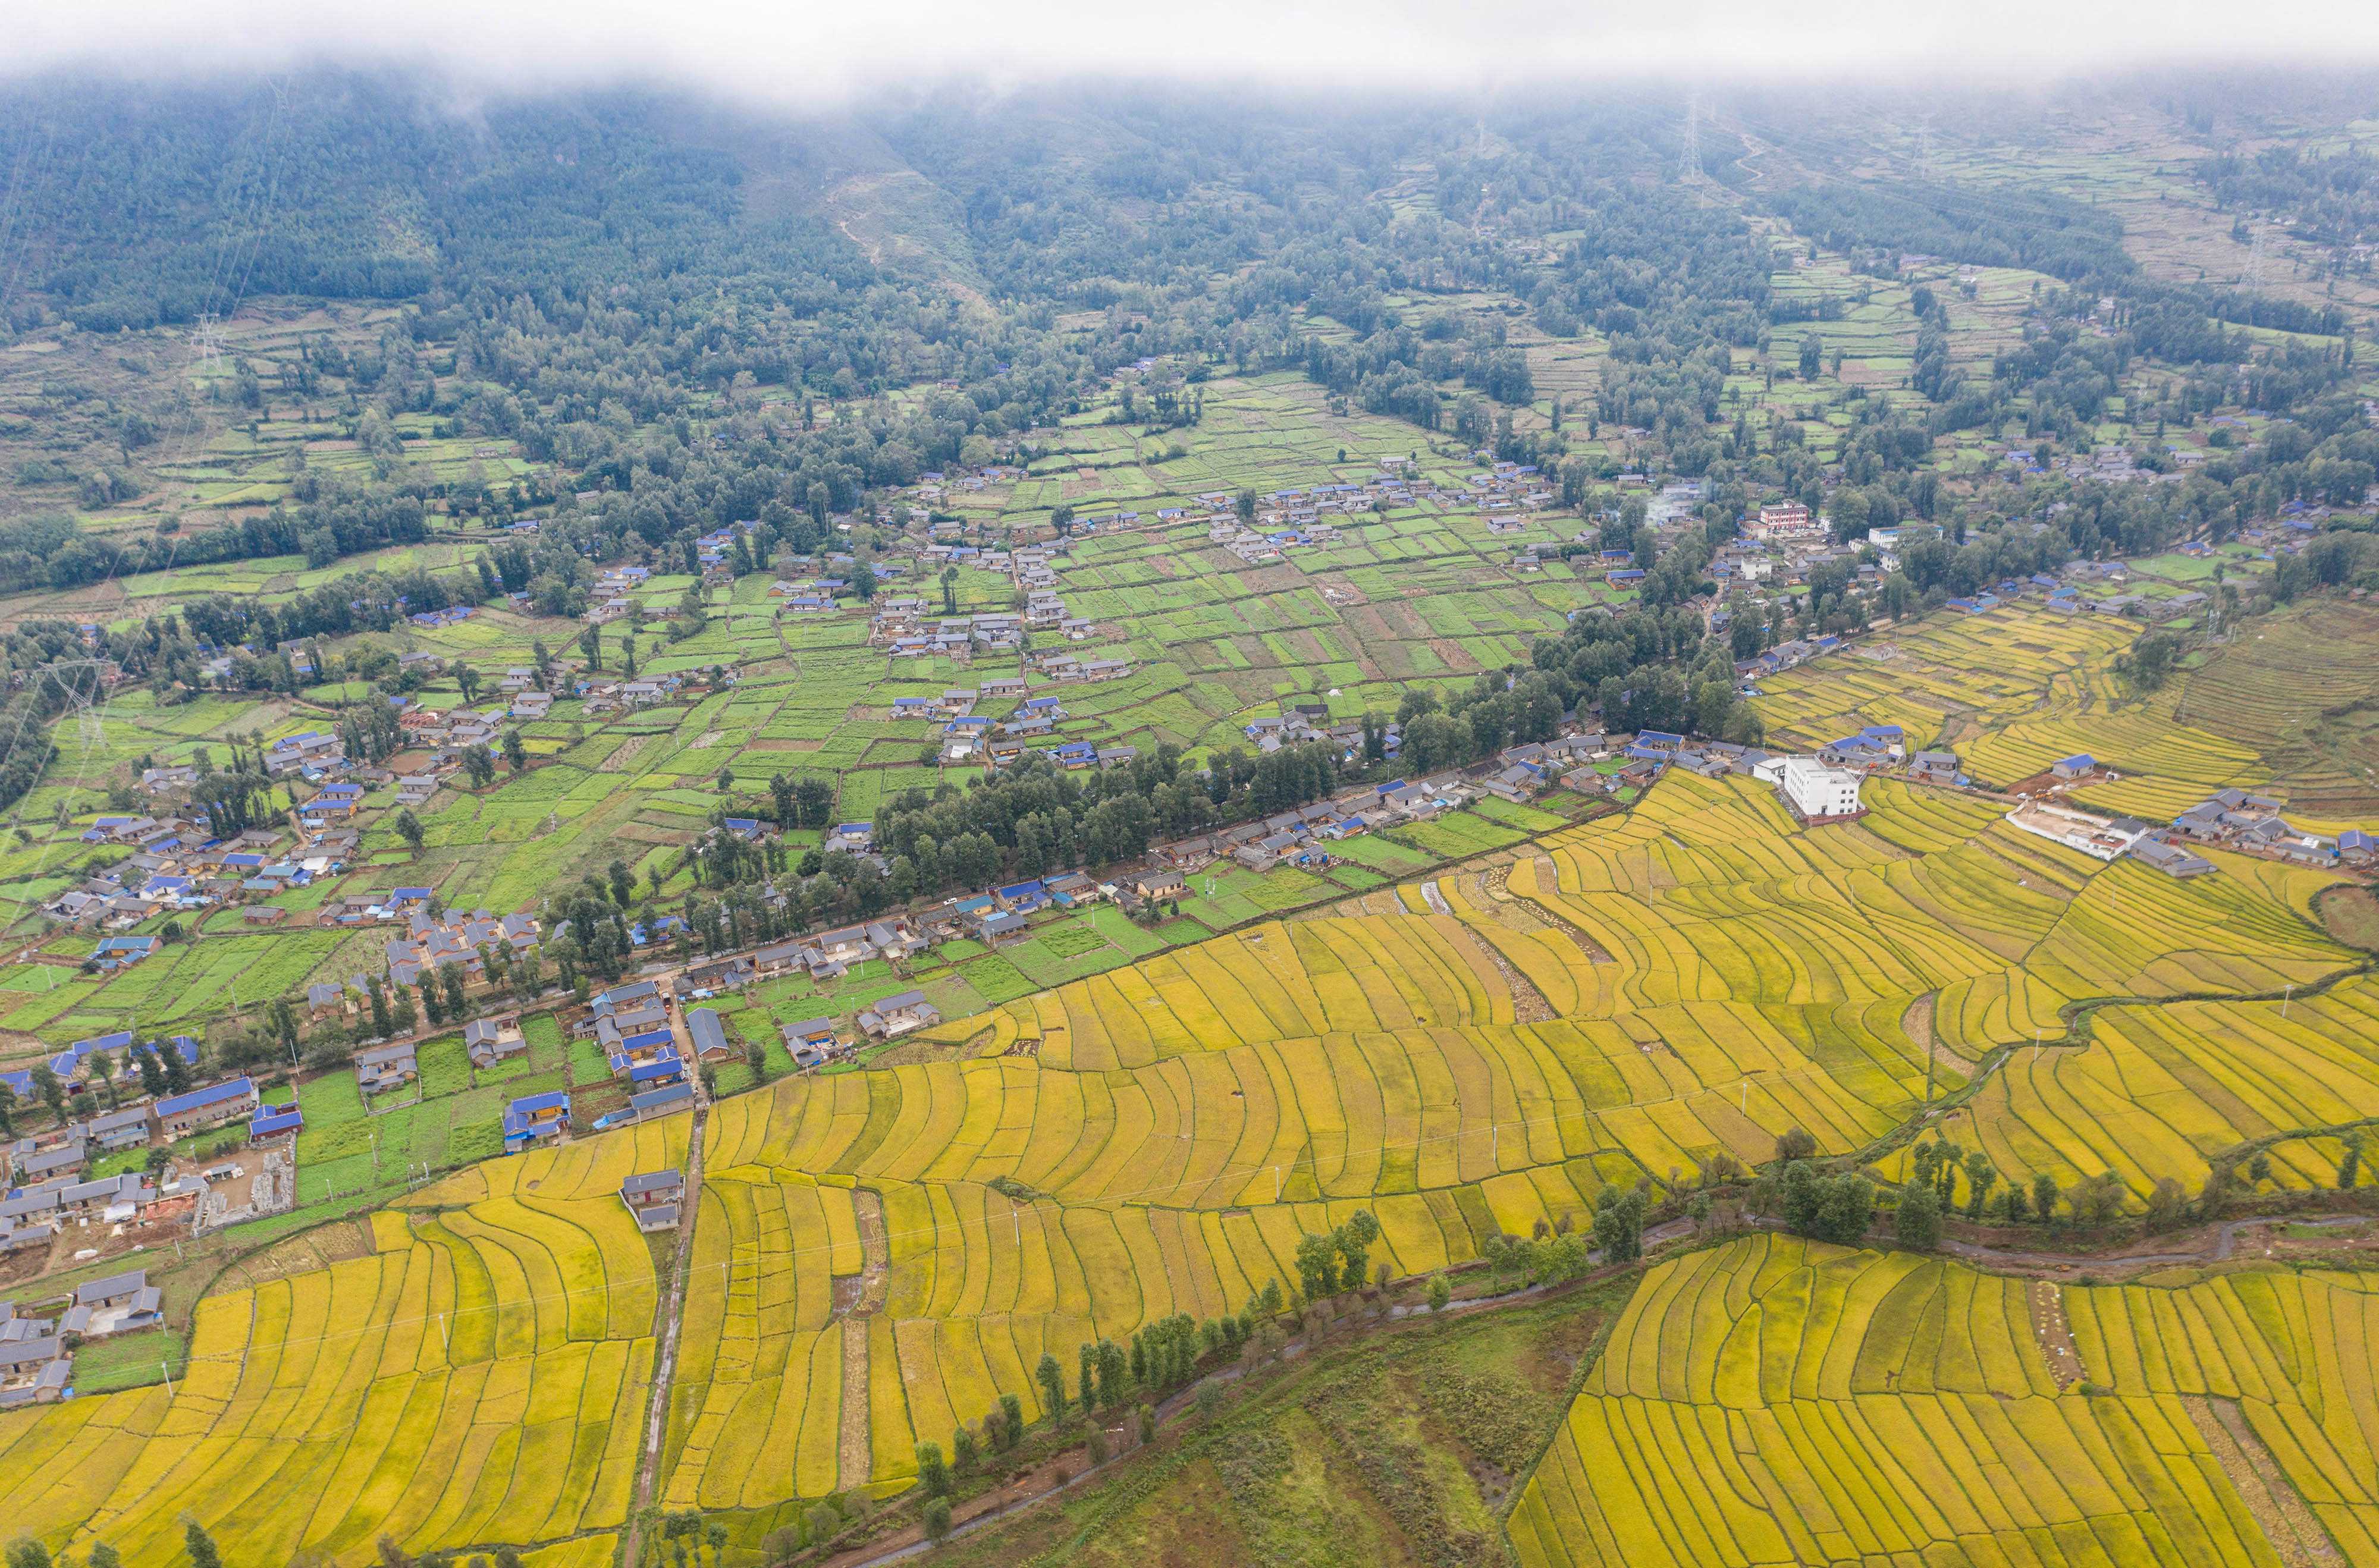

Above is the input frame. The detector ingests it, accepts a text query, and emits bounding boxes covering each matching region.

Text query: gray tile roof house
[855,991,940,1040]
[2133,838,2215,878]
[86,1106,153,1151]
[0,1356,72,1407]
[594,1005,673,1048]
[76,1269,149,1308]
[14,1142,87,1183]
[619,1170,684,1231]
[686,1007,736,1061]
[355,1042,419,1094]
[55,1173,155,1215]
[630,1083,695,1123]
[0,1220,58,1255]
[754,939,815,974]
[464,1016,528,1069]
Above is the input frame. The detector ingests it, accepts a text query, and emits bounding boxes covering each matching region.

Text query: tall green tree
[1035,1352,1067,1421]
[1592,1187,1647,1262]
[1894,1183,1942,1249]
[29,1061,66,1126]
[915,1441,949,1498]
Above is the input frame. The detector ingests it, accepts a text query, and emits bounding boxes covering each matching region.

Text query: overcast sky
[12,0,2379,102]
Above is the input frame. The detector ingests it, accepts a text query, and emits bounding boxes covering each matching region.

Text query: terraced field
[1755,597,2379,834]
[654,764,2363,1533]
[2176,599,2379,821]
[1513,1234,2379,1568]
[1934,974,2379,1199]
[3,745,2368,1566]
[0,1121,687,1563]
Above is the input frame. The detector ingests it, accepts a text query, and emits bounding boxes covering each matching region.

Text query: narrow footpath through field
[623,1089,711,1568]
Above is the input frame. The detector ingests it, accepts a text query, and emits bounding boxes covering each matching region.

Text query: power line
[2240,224,2268,292]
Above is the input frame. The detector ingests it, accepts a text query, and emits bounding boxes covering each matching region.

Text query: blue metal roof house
[628,1057,686,1090]
[249,1100,305,1139]
[502,1091,571,1154]
[155,1077,258,1136]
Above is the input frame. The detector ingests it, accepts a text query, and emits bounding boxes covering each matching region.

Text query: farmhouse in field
[2132,838,2215,878]
[355,1042,419,1095]
[464,1014,528,1070]
[619,1170,683,1231]
[855,991,940,1039]
[630,1082,695,1123]
[2004,800,2146,862]
[501,1091,570,1154]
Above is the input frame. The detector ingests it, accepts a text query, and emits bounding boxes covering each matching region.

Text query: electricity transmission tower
[1679,92,1703,186]
[189,313,225,379]
[38,659,115,750]
[2239,225,2268,291]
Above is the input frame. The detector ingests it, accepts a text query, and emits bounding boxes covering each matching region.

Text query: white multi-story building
[1770,755,1863,821]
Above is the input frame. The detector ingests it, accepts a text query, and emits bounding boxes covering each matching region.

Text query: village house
[355,1042,419,1095]
[630,1080,695,1123]
[685,1008,739,1063]
[782,1017,840,1069]
[239,1086,302,1139]
[464,1014,528,1070]
[855,991,941,1040]
[2133,837,2215,878]
[155,1077,259,1139]
[2004,800,2146,862]
[61,1268,164,1339]
[501,1091,570,1154]
[0,1333,71,1407]
[1766,756,1865,824]
[619,1170,683,1232]
[627,1054,686,1096]
[88,1104,154,1154]
[1907,750,1960,786]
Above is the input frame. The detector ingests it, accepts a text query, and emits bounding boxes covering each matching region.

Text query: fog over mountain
[13,0,2379,100]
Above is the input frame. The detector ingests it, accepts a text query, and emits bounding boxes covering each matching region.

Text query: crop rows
[1512,1234,2377,1567]
[0,1123,687,1563]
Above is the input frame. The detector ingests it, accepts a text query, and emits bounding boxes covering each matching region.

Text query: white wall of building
[1779,756,1863,819]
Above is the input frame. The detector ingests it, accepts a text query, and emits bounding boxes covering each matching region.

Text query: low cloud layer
[13,0,2379,102]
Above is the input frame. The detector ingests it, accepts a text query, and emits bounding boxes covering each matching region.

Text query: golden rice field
[0,1120,686,1564]
[663,766,2362,1526]
[1512,1233,2379,1568]
[4,705,2371,1565]
[1915,975,2379,1200]
[1757,597,2379,831]
[2174,599,2379,822]
[659,1165,856,1509]
[1753,612,2133,753]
